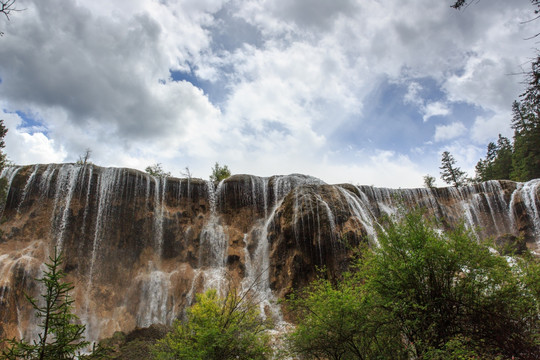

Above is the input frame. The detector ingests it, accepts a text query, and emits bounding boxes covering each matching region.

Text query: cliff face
[0,164,539,342]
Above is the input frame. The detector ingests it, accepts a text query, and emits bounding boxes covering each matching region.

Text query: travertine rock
[0,164,538,342]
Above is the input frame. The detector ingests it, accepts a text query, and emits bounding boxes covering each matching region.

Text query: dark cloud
[209,6,263,51]
[270,0,357,30]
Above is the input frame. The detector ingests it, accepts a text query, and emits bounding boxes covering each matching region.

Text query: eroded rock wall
[0,164,538,342]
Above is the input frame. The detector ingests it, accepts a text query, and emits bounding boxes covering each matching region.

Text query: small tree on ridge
[440,151,466,187]
[209,162,231,182]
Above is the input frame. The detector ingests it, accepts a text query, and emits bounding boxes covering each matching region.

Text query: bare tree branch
[0,0,19,21]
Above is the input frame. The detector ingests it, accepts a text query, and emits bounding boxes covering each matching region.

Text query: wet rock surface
[0,164,538,342]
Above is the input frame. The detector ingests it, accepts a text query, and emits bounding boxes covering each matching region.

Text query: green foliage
[440,151,466,187]
[209,162,231,182]
[511,98,540,181]
[0,248,89,360]
[362,210,540,358]
[473,56,540,183]
[152,288,272,360]
[475,135,513,181]
[424,174,436,188]
[145,163,171,178]
[286,271,406,360]
[288,209,540,359]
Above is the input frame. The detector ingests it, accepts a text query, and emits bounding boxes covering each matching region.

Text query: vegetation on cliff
[286,210,540,359]
[209,162,231,182]
[152,288,272,360]
[446,0,540,185]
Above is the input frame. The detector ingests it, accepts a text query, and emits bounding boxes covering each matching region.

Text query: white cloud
[404,82,423,107]
[403,83,451,122]
[0,0,534,188]
[1,110,67,164]
[423,101,451,122]
[470,112,513,144]
[434,122,467,142]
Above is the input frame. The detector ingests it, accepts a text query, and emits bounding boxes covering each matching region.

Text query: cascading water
[519,179,540,238]
[153,176,167,257]
[16,165,39,214]
[1,164,539,343]
[240,174,327,325]
[190,180,229,298]
[136,262,175,327]
[51,165,83,252]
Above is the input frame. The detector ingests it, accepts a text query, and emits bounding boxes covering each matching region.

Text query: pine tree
[440,151,466,187]
[511,99,540,181]
[0,248,89,360]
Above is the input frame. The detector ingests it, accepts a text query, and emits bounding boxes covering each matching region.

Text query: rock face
[0,164,539,342]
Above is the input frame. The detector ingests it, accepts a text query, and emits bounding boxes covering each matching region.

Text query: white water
[192,180,229,296]
[80,165,94,238]
[0,166,21,216]
[242,199,284,324]
[84,167,121,340]
[2,166,540,342]
[136,262,176,327]
[517,179,540,240]
[52,165,83,252]
[153,176,167,257]
[16,165,39,213]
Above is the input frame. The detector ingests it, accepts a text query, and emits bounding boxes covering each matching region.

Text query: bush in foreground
[287,210,540,359]
[152,288,272,360]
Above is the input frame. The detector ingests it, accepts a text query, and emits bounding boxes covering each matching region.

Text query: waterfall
[0,166,21,216]
[191,180,229,296]
[136,263,175,327]
[84,167,122,340]
[241,174,327,324]
[153,176,167,257]
[51,165,83,252]
[1,165,539,342]
[512,179,540,241]
[16,165,39,213]
[80,165,94,238]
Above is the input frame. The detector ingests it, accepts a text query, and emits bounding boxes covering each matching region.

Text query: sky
[0,0,536,188]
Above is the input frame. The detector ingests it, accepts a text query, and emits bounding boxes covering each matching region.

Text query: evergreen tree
[440,151,466,187]
[476,135,513,181]
[492,135,513,179]
[511,99,540,181]
[0,248,89,360]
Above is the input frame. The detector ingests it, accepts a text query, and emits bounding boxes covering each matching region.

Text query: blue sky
[0,0,535,187]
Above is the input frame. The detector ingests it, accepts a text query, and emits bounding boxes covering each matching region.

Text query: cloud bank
[0,0,534,187]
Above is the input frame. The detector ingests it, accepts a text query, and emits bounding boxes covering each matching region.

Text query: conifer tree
[440,151,466,187]
[0,248,89,360]
[511,99,540,181]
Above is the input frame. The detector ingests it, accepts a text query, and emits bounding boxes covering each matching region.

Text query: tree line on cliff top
[422,0,540,188]
[432,56,540,187]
